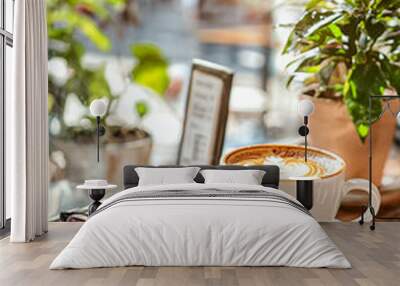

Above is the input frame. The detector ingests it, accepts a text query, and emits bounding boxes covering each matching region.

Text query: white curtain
[8,0,48,242]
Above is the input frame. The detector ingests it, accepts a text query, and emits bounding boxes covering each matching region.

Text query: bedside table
[77,180,117,215]
[288,176,320,210]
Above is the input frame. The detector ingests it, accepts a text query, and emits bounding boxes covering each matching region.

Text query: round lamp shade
[90,99,107,117]
[298,99,315,116]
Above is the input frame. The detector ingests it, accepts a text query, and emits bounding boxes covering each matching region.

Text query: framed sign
[177,59,234,165]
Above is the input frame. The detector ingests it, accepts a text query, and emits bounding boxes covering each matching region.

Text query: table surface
[76,184,117,190]
[286,176,321,181]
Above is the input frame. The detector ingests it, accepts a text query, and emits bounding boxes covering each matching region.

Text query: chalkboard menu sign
[178,59,234,165]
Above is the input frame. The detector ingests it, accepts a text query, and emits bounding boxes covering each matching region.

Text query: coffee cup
[223,144,381,222]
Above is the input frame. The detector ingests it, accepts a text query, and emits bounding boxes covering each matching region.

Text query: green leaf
[283,11,335,54]
[74,17,111,51]
[305,13,343,37]
[357,123,369,138]
[131,43,170,95]
[135,101,149,118]
[344,62,386,141]
[283,10,343,55]
[48,10,111,51]
[305,0,324,10]
[282,30,295,54]
[132,64,170,95]
[286,75,296,88]
[65,66,113,107]
[87,68,113,103]
[381,56,400,94]
[328,23,342,38]
[302,65,321,73]
[131,43,167,62]
[287,48,321,68]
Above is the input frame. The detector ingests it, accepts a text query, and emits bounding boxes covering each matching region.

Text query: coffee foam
[264,155,342,179]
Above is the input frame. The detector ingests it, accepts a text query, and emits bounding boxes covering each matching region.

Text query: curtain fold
[8,0,48,242]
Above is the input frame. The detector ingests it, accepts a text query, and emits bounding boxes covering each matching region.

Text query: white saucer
[77,179,117,190]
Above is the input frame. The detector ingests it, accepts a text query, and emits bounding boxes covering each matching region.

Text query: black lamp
[298,99,315,162]
[89,99,107,162]
[296,99,315,210]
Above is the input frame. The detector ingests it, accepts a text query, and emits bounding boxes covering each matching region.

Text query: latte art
[223,144,345,180]
[264,156,325,179]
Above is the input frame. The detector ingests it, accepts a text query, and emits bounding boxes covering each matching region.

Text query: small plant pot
[51,130,152,186]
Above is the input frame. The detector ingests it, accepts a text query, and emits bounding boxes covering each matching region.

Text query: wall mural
[46,0,400,222]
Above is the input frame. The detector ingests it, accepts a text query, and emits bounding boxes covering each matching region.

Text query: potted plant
[47,0,170,188]
[282,0,400,185]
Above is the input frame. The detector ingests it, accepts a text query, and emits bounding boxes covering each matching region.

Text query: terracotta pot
[307,96,397,186]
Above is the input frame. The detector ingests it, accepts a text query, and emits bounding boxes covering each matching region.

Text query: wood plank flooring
[0,222,399,286]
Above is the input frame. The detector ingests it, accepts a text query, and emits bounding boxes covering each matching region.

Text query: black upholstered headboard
[123,165,280,189]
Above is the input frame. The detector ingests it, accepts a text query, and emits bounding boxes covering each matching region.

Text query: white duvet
[50,183,351,269]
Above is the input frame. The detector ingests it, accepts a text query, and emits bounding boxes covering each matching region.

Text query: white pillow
[135,167,200,186]
[200,169,266,185]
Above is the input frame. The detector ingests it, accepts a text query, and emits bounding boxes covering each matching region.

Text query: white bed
[50,183,350,269]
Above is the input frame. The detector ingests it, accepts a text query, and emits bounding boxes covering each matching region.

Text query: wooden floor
[0,223,399,286]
